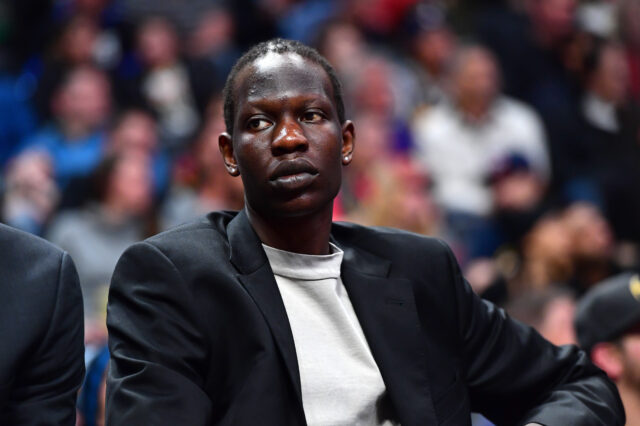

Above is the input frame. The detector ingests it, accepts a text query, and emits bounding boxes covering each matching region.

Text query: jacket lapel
[339,242,438,426]
[227,210,303,405]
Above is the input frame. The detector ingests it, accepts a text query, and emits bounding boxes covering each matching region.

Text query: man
[0,223,84,424]
[107,39,623,425]
[575,273,640,425]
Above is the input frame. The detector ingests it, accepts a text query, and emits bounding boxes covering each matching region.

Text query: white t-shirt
[262,243,395,426]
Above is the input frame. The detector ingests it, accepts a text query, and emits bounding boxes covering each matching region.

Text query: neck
[617,381,640,426]
[246,203,333,255]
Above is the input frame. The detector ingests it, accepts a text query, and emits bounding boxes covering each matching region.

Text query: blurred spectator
[619,0,640,102]
[1,151,59,235]
[160,98,244,230]
[35,15,100,121]
[340,111,394,215]
[185,6,240,90]
[20,65,111,208]
[506,286,577,346]
[575,273,640,425]
[476,0,582,196]
[563,202,618,293]
[116,16,215,153]
[316,20,369,109]
[350,56,416,153]
[481,213,574,304]
[46,152,154,328]
[574,40,640,244]
[347,156,441,237]
[488,154,549,249]
[407,1,457,106]
[412,45,549,258]
[106,108,170,197]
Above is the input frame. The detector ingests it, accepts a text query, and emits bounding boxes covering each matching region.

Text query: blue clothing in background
[20,125,106,190]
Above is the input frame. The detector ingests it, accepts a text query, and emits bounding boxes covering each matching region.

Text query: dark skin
[219,53,355,255]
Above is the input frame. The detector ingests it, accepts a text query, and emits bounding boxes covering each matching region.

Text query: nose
[271,115,308,155]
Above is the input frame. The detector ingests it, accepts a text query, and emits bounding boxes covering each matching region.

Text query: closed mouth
[269,159,319,181]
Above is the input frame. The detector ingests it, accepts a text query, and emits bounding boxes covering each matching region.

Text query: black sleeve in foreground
[106,241,212,425]
[440,241,625,426]
[6,252,85,425]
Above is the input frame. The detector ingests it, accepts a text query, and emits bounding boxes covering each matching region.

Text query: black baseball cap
[575,273,640,353]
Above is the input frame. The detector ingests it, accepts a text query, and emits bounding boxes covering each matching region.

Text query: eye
[301,111,324,123]
[247,118,272,131]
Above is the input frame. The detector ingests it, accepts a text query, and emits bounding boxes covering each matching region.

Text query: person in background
[1,151,59,235]
[159,97,244,230]
[506,286,577,346]
[412,45,550,264]
[106,108,170,198]
[20,65,112,208]
[406,1,457,107]
[575,273,640,426]
[575,40,640,245]
[47,152,154,353]
[116,16,215,154]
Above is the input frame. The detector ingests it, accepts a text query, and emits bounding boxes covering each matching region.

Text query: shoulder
[332,221,452,266]
[117,211,237,275]
[0,223,65,270]
[496,96,543,125]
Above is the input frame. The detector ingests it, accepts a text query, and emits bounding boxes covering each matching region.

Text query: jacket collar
[226,210,436,425]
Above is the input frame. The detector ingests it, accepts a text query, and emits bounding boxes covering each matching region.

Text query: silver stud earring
[228,165,237,173]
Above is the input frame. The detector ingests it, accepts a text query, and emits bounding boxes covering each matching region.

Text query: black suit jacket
[106,210,623,425]
[0,223,84,425]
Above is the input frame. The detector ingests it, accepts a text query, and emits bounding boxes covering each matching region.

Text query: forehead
[234,52,334,107]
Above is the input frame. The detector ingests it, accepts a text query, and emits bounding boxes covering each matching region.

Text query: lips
[269,159,319,191]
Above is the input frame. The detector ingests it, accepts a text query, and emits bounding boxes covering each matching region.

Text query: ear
[591,342,623,381]
[341,120,355,166]
[218,132,240,176]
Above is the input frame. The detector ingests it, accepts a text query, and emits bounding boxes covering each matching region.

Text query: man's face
[220,52,353,219]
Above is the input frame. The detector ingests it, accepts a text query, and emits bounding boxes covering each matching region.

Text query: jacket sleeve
[106,241,212,425]
[6,252,85,425]
[439,241,625,426]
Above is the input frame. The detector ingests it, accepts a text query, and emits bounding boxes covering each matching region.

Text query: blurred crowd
[1,0,640,423]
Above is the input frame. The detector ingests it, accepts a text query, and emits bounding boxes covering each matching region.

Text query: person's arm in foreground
[6,252,85,425]
[106,241,212,425]
[441,240,624,425]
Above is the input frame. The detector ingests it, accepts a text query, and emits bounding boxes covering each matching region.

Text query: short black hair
[222,38,345,134]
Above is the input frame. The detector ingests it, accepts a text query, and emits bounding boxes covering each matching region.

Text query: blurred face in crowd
[109,111,158,154]
[219,52,354,220]
[188,8,234,56]
[564,203,613,261]
[537,294,577,346]
[593,326,640,391]
[353,58,395,116]
[54,67,111,133]
[414,28,455,76]
[137,17,179,68]
[528,0,576,43]
[320,22,365,74]
[451,47,499,119]
[58,15,98,64]
[106,153,152,217]
[589,44,628,105]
